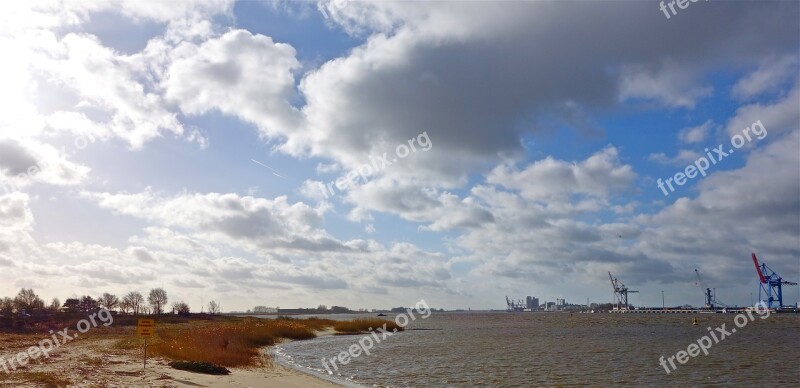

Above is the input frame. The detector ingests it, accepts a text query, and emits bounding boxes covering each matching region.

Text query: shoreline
[269,328,363,388]
[0,317,400,386]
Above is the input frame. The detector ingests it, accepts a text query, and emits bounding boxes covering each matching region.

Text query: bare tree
[208,300,220,315]
[119,299,130,314]
[99,293,119,311]
[123,292,144,316]
[49,298,61,313]
[0,297,14,315]
[148,288,168,315]
[14,289,44,312]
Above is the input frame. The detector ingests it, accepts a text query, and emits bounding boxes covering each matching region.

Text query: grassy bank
[113,316,401,369]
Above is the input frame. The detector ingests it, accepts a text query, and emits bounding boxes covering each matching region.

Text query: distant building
[556,298,566,306]
[526,296,539,310]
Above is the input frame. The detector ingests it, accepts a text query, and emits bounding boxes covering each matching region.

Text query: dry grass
[111,316,402,369]
[78,355,105,367]
[16,371,73,387]
[274,316,336,330]
[146,317,333,368]
[333,319,404,333]
[111,335,141,350]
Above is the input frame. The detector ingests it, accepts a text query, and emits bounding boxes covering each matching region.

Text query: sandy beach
[0,331,340,387]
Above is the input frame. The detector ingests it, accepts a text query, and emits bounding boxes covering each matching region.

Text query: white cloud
[0,137,90,188]
[0,1,234,151]
[80,190,330,250]
[732,55,798,101]
[648,149,702,166]
[619,63,712,109]
[639,129,800,284]
[487,147,636,201]
[678,120,713,144]
[0,0,797,310]
[0,193,34,231]
[0,0,233,32]
[724,83,800,139]
[164,29,302,139]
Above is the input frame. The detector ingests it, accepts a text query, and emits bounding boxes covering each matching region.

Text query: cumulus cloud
[619,63,713,109]
[638,129,800,283]
[0,193,34,231]
[678,120,713,144]
[0,0,233,151]
[732,55,799,101]
[0,137,90,189]
[488,147,635,201]
[80,190,332,250]
[0,0,797,310]
[724,83,800,138]
[164,29,302,138]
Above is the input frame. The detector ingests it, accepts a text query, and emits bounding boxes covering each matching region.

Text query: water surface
[273,312,800,387]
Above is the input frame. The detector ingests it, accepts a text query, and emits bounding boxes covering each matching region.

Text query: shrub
[168,361,231,375]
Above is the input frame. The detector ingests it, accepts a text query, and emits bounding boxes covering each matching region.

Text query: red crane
[751,253,797,308]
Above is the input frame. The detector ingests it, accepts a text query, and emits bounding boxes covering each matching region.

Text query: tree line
[1,288,222,318]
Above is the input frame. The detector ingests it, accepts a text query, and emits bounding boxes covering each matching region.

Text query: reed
[333,318,404,333]
[148,317,324,367]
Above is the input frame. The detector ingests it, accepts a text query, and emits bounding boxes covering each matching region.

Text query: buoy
[692,318,698,325]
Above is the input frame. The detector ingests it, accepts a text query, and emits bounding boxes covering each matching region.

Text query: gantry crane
[505,296,525,312]
[694,269,730,309]
[608,271,638,310]
[751,253,797,308]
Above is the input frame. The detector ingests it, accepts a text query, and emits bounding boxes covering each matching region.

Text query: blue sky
[0,0,798,312]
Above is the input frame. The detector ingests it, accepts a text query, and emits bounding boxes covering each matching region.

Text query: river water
[272,312,800,387]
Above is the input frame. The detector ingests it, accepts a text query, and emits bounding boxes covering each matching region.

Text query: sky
[0,0,798,312]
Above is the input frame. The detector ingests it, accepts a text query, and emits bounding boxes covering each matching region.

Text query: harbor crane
[751,253,797,308]
[608,271,638,310]
[505,296,526,312]
[694,269,730,309]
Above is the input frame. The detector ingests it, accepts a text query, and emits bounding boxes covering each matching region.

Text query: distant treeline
[0,288,222,328]
[238,305,444,314]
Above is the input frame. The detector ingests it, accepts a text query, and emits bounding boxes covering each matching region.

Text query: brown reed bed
[127,316,401,369]
[145,317,333,368]
[332,318,404,333]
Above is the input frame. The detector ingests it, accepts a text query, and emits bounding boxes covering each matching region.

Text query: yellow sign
[137,319,155,337]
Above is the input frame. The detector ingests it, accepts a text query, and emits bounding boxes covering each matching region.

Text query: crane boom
[694,269,704,288]
[752,253,767,284]
[695,269,713,308]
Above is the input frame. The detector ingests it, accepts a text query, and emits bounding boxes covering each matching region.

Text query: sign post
[137,319,155,369]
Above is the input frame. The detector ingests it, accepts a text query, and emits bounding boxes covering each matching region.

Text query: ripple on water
[273,312,800,387]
